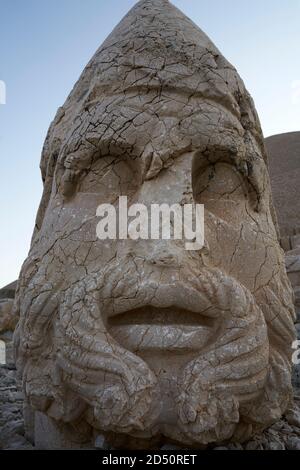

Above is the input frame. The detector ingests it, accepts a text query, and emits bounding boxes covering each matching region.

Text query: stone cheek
[14,0,296,449]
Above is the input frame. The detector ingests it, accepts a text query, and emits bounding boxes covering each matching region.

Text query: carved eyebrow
[85,81,241,118]
[60,80,247,170]
[58,135,141,199]
[57,85,266,202]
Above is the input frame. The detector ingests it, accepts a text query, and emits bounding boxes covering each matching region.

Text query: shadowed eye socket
[191,142,269,214]
[70,155,141,197]
[57,135,143,199]
[192,161,263,213]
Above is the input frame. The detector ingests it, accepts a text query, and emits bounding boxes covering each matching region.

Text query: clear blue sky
[0,0,299,287]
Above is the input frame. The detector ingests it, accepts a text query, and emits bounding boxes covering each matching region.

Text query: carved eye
[192,161,260,222]
[192,150,265,216]
[77,156,141,197]
[193,163,247,200]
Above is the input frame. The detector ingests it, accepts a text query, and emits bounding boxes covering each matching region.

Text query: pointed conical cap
[42,0,266,182]
[63,0,259,121]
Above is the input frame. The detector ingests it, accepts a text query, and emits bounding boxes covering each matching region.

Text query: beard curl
[175,270,268,445]
[15,259,294,445]
[16,272,160,435]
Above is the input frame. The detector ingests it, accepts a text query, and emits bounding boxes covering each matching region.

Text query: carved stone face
[15,0,296,448]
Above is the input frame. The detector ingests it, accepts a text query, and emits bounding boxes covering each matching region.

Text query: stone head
[15,0,296,448]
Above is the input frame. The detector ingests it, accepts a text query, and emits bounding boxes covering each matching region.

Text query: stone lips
[14,0,296,448]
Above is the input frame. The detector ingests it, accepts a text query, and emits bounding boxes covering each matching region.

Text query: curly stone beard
[14,255,295,447]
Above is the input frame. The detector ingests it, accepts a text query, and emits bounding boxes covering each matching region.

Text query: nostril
[147,240,210,266]
[148,246,180,267]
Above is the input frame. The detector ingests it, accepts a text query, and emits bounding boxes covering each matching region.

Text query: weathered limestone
[14,0,296,449]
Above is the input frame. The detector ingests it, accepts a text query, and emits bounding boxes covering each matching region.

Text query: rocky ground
[0,365,33,450]
[0,335,33,450]
[214,400,300,451]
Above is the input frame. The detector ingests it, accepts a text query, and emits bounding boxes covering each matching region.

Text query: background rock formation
[266,132,300,251]
[267,131,300,388]
[266,131,300,318]
[0,281,17,301]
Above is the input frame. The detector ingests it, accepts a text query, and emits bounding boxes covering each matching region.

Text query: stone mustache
[14,0,296,449]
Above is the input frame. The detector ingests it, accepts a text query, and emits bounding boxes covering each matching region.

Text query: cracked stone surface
[1,342,300,450]
[14,0,297,449]
[1,334,300,451]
